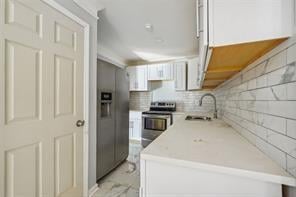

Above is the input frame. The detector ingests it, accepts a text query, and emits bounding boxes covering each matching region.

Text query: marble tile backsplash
[214,36,296,178]
[129,91,152,111]
[129,90,214,113]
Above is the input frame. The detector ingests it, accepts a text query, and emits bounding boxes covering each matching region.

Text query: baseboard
[88,183,99,197]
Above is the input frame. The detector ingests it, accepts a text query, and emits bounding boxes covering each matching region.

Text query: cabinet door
[187,58,200,90]
[126,67,136,91]
[129,119,135,139]
[198,1,204,32]
[209,0,293,46]
[174,62,187,91]
[148,64,161,80]
[196,0,200,37]
[148,64,173,80]
[198,0,209,68]
[162,64,173,80]
[134,119,142,140]
[127,66,148,91]
[136,66,148,91]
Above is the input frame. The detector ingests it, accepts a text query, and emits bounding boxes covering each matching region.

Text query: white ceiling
[97,0,199,65]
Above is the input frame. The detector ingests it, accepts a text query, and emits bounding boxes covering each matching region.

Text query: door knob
[76,120,85,127]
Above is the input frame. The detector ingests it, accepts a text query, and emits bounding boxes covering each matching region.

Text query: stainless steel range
[141,102,176,147]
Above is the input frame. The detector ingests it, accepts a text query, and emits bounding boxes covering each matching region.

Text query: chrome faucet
[199,93,218,119]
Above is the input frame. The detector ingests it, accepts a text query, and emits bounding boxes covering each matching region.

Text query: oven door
[143,115,169,131]
[141,114,171,147]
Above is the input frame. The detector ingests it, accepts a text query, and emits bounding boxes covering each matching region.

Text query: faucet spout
[199,93,218,119]
[199,99,202,106]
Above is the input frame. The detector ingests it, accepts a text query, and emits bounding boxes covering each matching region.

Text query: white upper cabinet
[162,63,174,80]
[173,62,187,91]
[208,0,293,47]
[196,0,200,37]
[198,0,294,49]
[197,0,294,89]
[187,58,200,90]
[197,0,209,82]
[147,64,160,80]
[148,63,173,81]
[126,65,149,91]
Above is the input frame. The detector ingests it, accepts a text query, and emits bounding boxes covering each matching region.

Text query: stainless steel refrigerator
[96,59,129,181]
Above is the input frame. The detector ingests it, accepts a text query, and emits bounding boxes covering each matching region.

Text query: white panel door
[0,0,85,197]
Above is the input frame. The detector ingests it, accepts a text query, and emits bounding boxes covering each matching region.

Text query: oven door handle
[142,114,170,119]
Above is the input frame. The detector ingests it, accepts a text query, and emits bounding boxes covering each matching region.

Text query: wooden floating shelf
[202,38,287,89]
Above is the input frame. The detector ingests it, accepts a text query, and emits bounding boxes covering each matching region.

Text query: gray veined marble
[270,87,280,101]
[261,60,269,76]
[281,62,296,84]
[94,143,142,197]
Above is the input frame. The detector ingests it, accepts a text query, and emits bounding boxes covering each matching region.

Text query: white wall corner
[97,45,127,68]
[88,183,99,197]
[73,0,104,19]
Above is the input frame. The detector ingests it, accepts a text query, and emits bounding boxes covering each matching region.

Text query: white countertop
[141,114,296,187]
[129,110,145,112]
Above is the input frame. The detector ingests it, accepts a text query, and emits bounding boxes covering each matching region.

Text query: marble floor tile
[94,143,142,197]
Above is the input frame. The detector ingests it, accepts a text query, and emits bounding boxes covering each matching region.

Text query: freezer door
[115,68,130,164]
[97,60,116,180]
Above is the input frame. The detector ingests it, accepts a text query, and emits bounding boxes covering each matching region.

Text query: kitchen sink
[185,115,212,121]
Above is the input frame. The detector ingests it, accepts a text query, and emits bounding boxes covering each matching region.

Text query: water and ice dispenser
[100,92,112,118]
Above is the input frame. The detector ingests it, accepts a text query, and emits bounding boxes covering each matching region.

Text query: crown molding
[97,45,127,68]
[73,0,104,19]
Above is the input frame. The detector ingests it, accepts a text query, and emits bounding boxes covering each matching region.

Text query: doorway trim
[40,0,90,196]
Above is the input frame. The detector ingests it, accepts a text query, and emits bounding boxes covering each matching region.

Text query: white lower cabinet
[129,111,142,141]
[140,159,282,197]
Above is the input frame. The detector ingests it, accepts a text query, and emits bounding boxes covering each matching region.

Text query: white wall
[53,0,98,189]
